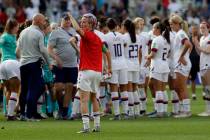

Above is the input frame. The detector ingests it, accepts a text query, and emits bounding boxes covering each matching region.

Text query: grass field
[0,86,210,140]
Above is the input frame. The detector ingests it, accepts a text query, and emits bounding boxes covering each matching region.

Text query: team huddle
[0,11,210,133]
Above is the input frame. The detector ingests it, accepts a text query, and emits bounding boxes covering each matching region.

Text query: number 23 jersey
[123,33,141,71]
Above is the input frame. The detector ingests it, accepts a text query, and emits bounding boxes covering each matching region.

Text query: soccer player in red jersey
[69,13,111,133]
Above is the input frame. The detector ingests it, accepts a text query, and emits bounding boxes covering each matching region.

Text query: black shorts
[189,65,199,81]
[52,66,78,84]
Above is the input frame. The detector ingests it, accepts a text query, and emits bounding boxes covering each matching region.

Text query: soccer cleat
[77,128,90,134]
[192,94,197,100]
[121,114,130,120]
[40,113,48,119]
[109,115,121,121]
[92,126,100,132]
[146,110,157,116]
[197,111,210,117]
[140,110,146,116]
[148,112,164,118]
[174,112,192,118]
[26,117,41,122]
[18,115,27,121]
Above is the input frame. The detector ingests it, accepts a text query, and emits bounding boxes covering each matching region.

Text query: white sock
[128,92,134,116]
[138,88,146,112]
[93,112,100,127]
[171,90,179,114]
[82,114,90,130]
[71,95,80,117]
[37,95,44,114]
[111,92,120,116]
[120,91,128,115]
[152,98,157,111]
[7,92,17,116]
[179,101,184,112]
[133,91,140,115]
[204,86,210,112]
[163,91,168,113]
[182,99,191,112]
[155,91,164,113]
[99,86,106,112]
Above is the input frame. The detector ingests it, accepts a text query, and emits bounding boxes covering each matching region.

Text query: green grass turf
[0,86,210,140]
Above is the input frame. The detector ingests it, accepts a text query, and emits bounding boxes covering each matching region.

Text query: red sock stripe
[74,96,80,100]
[172,100,179,103]
[134,102,140,105]
[140,98,146,101]
[9,98,17,102]
[112,97,119,101]
[163,101,168,104]
[156,100,164,103]
[99,95,106,99]
[128,103,134,106]
[121,98,128,101]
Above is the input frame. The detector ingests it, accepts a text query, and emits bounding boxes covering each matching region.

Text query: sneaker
[26,117,41,122]
[174,112,192,118]
[77,128,90,134]
[109,115,121,121]
[121,114,130,120]
[192,94,196,100]
[92,126,100,132]
[18,115,27,121]
[40,113,48,119]
[148,112,164,118]
[198,111,210,117]
[146,110,157,116]
[7,116,17,121]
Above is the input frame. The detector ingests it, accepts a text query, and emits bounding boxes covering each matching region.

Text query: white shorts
[150,71,169,83]
[169,68,176,79]
[77,70,101,94]
[128,71,139,83]
[200,68,210,77]
[109,69,128,85]
[175,63,191,77]
[139,69,147,84]
[0,60,20,80]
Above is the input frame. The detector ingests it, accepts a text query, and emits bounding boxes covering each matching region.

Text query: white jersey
[104,31,127,70]
[123,33,141,71]
[138,32,149,69]
[168,31,176,69]
[199,34,210,70]
[94,30,105,42]
[173,29,191,67]
[150,35,170,73]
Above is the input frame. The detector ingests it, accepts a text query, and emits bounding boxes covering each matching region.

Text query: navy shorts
[52,66,78,84]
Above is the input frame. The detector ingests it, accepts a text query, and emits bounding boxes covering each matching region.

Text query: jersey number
[114,44,122,57]
[129,45,138,58]
[162,48,168,61]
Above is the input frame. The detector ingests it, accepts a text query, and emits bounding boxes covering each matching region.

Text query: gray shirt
[17,25,51,66]
[48,27,78,68]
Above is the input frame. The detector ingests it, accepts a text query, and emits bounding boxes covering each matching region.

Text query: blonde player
[193,22,210,116]
[122,19,141,117]
[145,22,170,117]
[104,18,128,120]
[133,17,149,115]
[169,15,192,118]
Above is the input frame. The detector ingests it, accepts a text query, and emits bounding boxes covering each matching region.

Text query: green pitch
[0,86,210,140]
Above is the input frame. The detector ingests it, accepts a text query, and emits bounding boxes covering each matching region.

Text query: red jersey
[79,30,103,72]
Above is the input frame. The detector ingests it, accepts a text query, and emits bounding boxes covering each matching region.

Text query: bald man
[17,13,51,121]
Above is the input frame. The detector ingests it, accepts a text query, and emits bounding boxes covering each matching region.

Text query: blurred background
[0,0,210,31]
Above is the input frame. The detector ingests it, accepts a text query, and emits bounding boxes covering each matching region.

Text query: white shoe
[40,113,48,119]
[174,112,192,118]
[198,111,210,117]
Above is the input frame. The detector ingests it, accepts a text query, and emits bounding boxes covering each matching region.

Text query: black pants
[19,61,45,118]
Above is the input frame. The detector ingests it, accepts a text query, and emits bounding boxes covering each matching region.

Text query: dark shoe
[92,126,100,132]
[7,116,17,121]
[109,115,121,120]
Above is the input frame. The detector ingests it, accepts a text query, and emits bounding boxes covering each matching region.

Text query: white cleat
[198,111,210,117]
[174,112,192,118]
